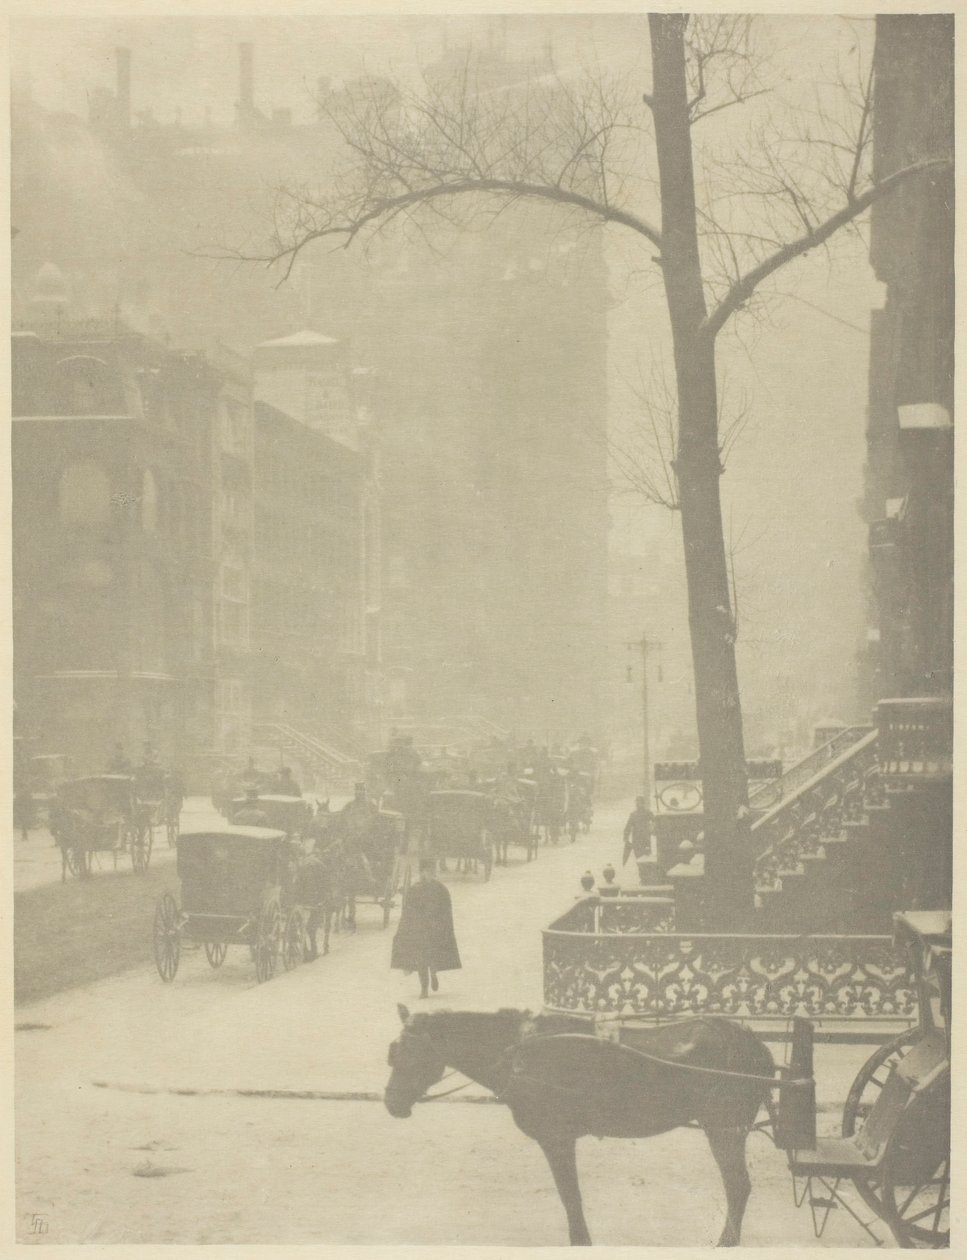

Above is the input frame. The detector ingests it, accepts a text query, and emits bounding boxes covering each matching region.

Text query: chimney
[239,42,254,115]
[116,47,131,129]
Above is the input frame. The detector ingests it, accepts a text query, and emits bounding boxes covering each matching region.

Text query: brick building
[11,308,253,777]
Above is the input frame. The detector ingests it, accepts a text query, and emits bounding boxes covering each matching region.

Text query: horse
[299,835,351,958]
[385,1006,775,1247]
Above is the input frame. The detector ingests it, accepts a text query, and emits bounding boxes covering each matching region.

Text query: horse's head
[384,1004,446,1118]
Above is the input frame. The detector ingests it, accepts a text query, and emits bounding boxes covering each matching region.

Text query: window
[59,460,112,527]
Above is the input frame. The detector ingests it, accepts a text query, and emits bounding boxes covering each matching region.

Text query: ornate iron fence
[543,900,915,1025]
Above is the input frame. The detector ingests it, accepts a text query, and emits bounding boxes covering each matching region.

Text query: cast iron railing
[751,730,879,891]
[543,900,914,1025]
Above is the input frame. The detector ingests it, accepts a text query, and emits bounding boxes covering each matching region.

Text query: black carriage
[50,775,151,879]
[340,807,410,928]
[535,767,569,844]
[777,909,950,1247]
[133,765,182,850]
[153,825,311,983]
[229,793,313,837]
[488,778,539,865]
[566,771,594,838]
[426,789,495,880]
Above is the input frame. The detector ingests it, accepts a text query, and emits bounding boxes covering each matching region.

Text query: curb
[91,1080,500,1104]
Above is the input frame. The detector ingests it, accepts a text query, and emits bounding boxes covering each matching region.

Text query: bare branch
[703,157,951,338]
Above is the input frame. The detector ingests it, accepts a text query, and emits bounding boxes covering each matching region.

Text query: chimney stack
[116,47,131,129]
[239,42,254,116]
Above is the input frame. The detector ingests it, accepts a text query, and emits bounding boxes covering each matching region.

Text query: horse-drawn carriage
[534,766,569,844]
[487,778,539,865]
[777,909,950,1247]
[426,789,495,880]
[384,909,950,1248]
[229,793,313,837]
[323,805,410,928]
[133,765,182,849]
[565,771,593,840]
[50,774,153,879]
[153,825,318,983]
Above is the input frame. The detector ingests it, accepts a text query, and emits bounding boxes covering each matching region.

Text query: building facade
[251,331,381,753]
[11,311,253,776]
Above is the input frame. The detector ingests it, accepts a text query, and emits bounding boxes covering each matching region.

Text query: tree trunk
[649,14,753,928]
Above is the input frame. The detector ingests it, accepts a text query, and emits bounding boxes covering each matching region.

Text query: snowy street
[15,801,882,1247]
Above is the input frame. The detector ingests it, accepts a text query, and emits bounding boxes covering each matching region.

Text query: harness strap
[518,1032,800,1092]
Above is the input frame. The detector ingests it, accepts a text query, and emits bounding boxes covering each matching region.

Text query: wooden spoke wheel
[205,941,228,969]
[131,822,153,873]
[153,892,181,982]
[282,909,305,971]
[841,1028,919,1221]
[254,898,281,983]
[880,1077,950,1248]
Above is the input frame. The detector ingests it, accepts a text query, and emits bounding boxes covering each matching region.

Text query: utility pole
[627,635,661,807]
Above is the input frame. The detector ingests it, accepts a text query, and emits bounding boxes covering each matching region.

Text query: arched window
[58,460,111,527]
[55,355,119,415]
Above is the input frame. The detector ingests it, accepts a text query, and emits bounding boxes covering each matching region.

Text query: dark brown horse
[385,1006,775,1247]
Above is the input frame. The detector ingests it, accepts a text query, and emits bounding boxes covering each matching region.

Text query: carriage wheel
[878,1073,950,1248]
[881,1149,950,1247]
[842,1028,921,1223]
[282,909,305,970]
[205,941,228,969]
[153,893,181,982]
[254,898,281,983]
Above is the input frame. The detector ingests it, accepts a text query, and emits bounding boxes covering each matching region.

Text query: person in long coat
[391,858,461,998]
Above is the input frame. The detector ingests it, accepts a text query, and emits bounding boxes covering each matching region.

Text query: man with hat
[391,858,461,999]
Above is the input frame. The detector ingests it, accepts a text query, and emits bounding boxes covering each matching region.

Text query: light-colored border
[2,2,962,1258]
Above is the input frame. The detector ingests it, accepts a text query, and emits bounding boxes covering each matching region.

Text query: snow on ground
[15,800,886,1246]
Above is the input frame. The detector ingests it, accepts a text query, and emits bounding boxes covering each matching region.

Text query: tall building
[862,14,954,706]
[11,31,611,749]
[250,330,381,749]
[11,306,253,778]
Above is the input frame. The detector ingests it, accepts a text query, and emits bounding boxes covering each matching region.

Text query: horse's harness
[404,1023,801,1109]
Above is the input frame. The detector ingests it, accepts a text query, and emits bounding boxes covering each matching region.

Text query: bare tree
[233,15,949,927]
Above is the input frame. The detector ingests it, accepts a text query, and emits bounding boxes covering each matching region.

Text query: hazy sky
[12,11,881,726]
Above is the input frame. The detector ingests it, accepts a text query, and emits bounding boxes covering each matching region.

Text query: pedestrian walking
[622,795,655,866]
[391,857,461,999]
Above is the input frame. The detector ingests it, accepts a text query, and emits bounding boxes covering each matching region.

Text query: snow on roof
[257,329,339,349]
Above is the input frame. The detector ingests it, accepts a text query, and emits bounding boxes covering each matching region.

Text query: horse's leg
[322,907,332,955]
[536,1135,591,1246]
[705,1126,752,1247]
[305,910,318,960]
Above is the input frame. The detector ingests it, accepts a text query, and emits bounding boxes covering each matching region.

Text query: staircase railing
[751,728,879,891]
[254,722,363,782]
[748,724,874,810]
